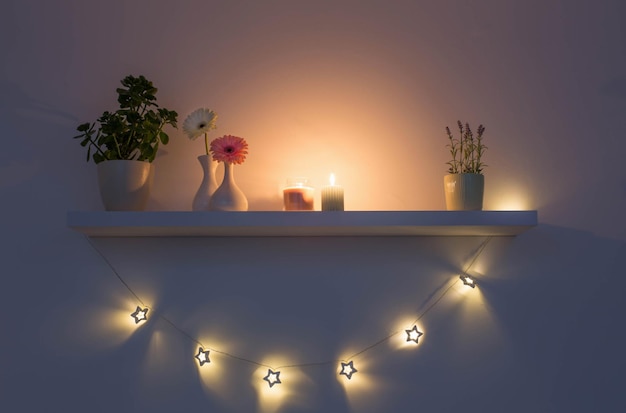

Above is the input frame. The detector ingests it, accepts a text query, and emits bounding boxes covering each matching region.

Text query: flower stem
[204,133,209,156]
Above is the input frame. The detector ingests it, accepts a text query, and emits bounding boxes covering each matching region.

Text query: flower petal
[182,108,217,140]
[210,135,248,164]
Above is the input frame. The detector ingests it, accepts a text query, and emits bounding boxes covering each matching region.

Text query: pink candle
[283,178,314,211]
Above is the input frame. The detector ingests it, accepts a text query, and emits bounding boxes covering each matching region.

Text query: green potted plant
[73,74,178,210]
[444,121,487,210]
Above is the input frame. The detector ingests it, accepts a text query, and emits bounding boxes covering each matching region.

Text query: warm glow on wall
[491,188,532,211]
[196,345,231,402]
[336,357,378,411]
[254,361,293,412]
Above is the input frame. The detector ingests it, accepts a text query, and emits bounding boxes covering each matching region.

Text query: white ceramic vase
[208,162,248,211]
[97,160,152,211]
[192,154,219,211]
[444,173,484,211]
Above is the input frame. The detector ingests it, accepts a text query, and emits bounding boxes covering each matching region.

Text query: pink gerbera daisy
[210,135,248,164]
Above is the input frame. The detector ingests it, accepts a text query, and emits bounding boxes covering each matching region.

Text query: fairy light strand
[346,237,493,361]
[158,313,205,348]
[85,236,146,307]
[85,236,278,369]
[85,235,492,371]
[407,237,492,328]
[459,237,492,279]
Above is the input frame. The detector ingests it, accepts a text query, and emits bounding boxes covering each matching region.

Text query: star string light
[195,347,211,366]
[339,361,357,379]
[130,306,149,323]
[460,274,476,288]
[263,369,281,388]
[86,235,494,390]
[405,325,424,344]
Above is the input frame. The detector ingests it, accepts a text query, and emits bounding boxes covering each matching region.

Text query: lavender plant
[446,121,487,174]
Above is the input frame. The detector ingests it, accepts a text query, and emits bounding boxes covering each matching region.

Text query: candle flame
[329,173,336,186]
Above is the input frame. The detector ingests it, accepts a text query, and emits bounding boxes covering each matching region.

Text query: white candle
[321,173,344,211]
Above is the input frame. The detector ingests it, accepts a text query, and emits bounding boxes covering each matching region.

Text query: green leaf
[76,122,91,132]
[159,131,169,145]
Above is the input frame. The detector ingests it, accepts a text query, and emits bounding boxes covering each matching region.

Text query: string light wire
[346,236,492,361]
[85,236,146,307]
[85,236,278,369]
[85,235,492,371]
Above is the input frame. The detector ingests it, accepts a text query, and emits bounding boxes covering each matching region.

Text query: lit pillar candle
[321,173,344,211]
[283,177,315,211]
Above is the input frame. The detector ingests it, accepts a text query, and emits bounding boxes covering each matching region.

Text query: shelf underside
[67,210,538,237]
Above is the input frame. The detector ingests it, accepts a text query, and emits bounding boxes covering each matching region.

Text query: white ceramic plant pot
[444,173,484,211]
[97,160,153,211]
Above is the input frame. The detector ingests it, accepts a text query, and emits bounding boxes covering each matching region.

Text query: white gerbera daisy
[183,108,217,141]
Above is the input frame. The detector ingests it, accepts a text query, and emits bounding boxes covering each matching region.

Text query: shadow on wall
[0,80,92,205]
[475,225,626,413]
[0,79,124,213]
[0,81,48,188]
[538,172,626,239]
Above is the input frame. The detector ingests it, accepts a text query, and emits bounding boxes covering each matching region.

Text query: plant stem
[467,123,476,173]
[112,135,123,160]
[204,133,209,156]
[459,122,465,174]
[126,102,147,155]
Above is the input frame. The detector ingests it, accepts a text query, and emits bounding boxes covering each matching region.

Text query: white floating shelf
[67,210,537,237]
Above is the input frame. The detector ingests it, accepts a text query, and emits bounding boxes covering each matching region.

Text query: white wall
[1,1,625,412]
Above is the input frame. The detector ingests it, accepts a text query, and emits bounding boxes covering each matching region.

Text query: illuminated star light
[130,306,149,323]
[405,325,424,344]
[195,347,211,366]
[460,274,477,288]
[340,361,358,380]
[263,369,281,388]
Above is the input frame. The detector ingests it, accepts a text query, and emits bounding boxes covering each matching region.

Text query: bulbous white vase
[444,173,484,211]
[192,154,219,211]
[208,162,248,211]
[97,160,152,211]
